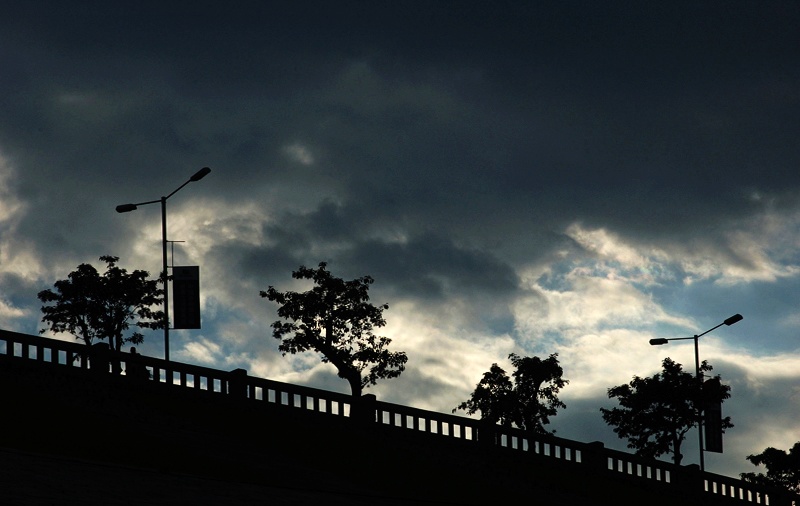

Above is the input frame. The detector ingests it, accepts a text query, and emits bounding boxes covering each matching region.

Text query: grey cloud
[217,197,521,301]
[5,6,798,262]
[348,233,520,300]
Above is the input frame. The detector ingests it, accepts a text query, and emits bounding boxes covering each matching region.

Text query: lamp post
[116,167,211,362]
[649,313,743,471]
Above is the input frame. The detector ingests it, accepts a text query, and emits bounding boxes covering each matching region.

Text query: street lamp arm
[116,199,162,213]
[649,336,695,345]
[650,314,744,346]
[696,322,725,339]
[695,314,743,339]
[119,168,212,209]
[165,167,211,200]
[165,180,191,200]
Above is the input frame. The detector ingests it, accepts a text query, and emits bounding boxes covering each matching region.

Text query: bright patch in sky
[284,143,315,166]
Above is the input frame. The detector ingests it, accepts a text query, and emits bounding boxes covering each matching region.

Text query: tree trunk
[348,377,363,398]
[673,436,683,466]
[321,319,363,398]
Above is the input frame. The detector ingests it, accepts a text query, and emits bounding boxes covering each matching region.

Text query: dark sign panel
[173,266,200,329]
[703,377,724,453]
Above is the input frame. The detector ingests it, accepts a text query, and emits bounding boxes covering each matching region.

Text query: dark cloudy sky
[1,1,799,478]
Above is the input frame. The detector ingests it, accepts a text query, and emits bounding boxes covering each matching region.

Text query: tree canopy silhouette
[260,262,407,397]
[600,357,733,465]
[741,442,800,494]
[38,255,165,353]
[454,353,568,435]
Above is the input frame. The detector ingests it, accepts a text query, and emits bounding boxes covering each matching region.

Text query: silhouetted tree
[600,357,733,465]
[261,262,407,397]
[510,353,569,434]
[38,256,164,354]
[741,442,800,494]
[454,353,568,435]
[454,363,516,427]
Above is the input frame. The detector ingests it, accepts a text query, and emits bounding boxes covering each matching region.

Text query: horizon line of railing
[1,329,796,506]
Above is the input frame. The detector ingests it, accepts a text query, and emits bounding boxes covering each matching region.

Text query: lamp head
[649,338,669,346]
[724,314,743,326]
[190,167,211,182]
[116,204,138,213]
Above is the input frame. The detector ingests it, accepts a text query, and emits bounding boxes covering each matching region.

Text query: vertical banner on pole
[703,377,724,453]
[173,266,201,329]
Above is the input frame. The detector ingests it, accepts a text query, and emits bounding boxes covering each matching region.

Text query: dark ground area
[0,446,462,506]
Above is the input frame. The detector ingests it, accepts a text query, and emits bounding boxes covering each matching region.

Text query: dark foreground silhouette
[1,329,796,506]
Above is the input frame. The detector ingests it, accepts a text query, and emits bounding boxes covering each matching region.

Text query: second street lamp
[116,167,211,362]
[649,313,743,472]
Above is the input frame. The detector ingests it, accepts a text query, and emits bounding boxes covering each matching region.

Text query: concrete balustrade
[1,329,796,506]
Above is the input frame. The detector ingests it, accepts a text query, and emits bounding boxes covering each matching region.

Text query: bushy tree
[510,353,569,434]
[38,255,164,353]
[600,357,733,465]
[454,353,568,435]
[741,442,800,494]
[454,363,516,427]
[261,262,407,397]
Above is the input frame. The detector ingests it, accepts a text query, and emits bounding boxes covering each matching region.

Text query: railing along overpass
[0,329,796,506]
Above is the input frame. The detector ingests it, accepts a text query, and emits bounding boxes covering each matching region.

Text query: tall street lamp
[116,167,211,362]
[649,313,743,472]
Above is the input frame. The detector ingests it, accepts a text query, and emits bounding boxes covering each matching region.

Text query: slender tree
[454,353,568,435]
[741,442,800,494]
[261,262,407,397]
[600,357,733,465]
[38,256,165,354]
